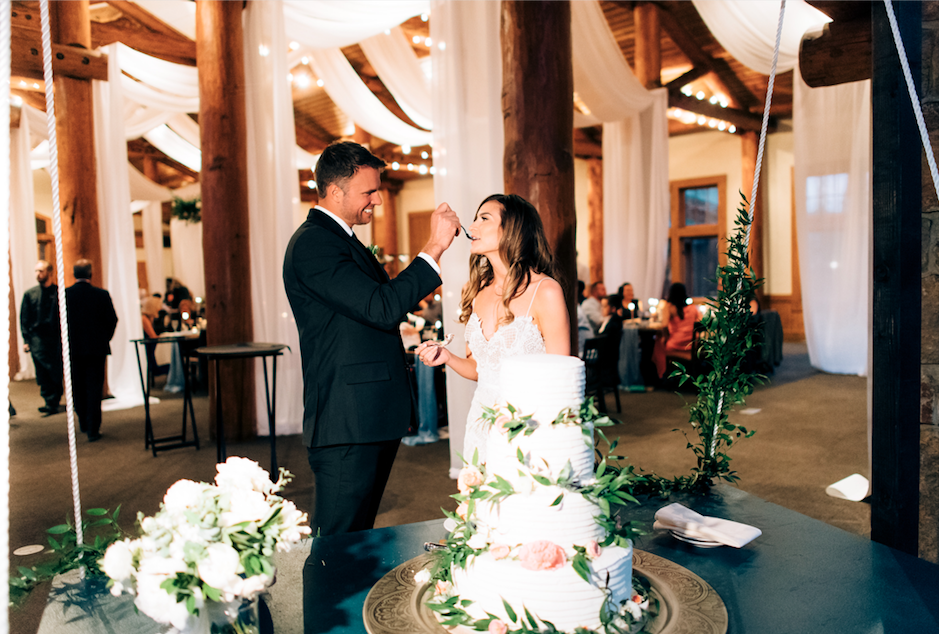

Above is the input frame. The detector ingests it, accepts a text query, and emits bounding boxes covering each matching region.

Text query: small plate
[669,530,723,548]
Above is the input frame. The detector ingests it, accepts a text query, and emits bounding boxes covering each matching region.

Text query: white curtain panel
[167,112,201,147]
[93,44,146,408]
[571,1,669,300]
[794,74,871,376]
[283,0,429,49]
[10,122,39,380]
[692,0,830,75]
[243,0,304,436]
[360,26,433,129]
[117,42,199,97]
[22,104,48,141]
[141,201,166,296]
[120,75,200,113]
[571,0,652,120]
[431,0,503,478]
[308,47,432,147]
[128,163,173,202]
[601,90,670,301]
[169,218,206,302]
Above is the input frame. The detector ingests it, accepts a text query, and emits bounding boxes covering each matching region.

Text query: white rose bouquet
[100,457,311,633]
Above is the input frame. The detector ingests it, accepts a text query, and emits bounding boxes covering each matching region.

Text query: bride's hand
[415,341,452,367]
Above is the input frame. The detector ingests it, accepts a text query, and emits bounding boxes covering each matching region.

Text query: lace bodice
[462,294,547,465]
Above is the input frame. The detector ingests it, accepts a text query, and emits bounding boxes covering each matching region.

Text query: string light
[316,79,324,87]
[288,41,299,51]
[421,151,428,159]
[424,37,433,47]
[412,35,421,44]
[258,44,270,57]
[391,161,400,170]
[418,165,428,175]
[401,145,411,154]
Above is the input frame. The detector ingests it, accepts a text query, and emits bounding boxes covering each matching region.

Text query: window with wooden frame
[668,176,726,300]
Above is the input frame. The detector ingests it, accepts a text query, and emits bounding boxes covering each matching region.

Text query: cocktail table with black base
[131,336,200,457]
[195,342,287,474]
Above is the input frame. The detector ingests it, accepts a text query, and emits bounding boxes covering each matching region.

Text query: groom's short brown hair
[315,141,386,195]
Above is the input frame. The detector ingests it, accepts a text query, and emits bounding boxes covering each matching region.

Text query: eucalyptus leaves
[171,196,202,223]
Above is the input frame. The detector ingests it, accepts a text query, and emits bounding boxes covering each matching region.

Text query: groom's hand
[421,202,462,262]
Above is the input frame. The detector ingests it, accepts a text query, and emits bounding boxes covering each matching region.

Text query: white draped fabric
[571,0,669,300]
[10,122,39,380]
[141,201,165,295]
[283,0,429,49]
[360,26,433,130]
[118,43,199,96]
[93,44,146,408]
[123,102,174,140]
[120,75,200,113]
[243,0,304,436]
[143,125,201,172]
[600,91,670,302]
[794,75,871,376]
[128,164,172,202]
[692,0,830,75]
[169,218,206,303]
[431,0,504,478]
[307,47,432,147]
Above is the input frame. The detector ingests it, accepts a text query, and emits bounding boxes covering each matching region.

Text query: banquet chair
[584,336,622,413]
[663,322,707,389]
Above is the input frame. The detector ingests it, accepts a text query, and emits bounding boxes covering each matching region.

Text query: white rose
[414,569,432,584]
[443,518,458,532]
[623,600,642,620]
[101,540,136,583]
[220,490,272,527]
[467,532,489,550]
[197,543,243,592]
[215,457,276,495]
[134,570,194,628]
[231,573,271,598]
[163,479,208,514]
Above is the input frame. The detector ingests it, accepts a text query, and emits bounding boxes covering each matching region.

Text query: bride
[415,193,570,465]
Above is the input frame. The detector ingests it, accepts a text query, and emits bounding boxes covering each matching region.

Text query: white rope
[38,0,84,550]
[745,0,786,249]
[1,1,14,628]
[883,0,939,203]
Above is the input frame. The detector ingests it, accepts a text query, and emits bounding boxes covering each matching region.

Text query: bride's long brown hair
[458,194,556,325]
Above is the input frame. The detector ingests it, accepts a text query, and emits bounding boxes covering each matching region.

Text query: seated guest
[618,282,641,319]
[141,297,161,339]
[582,281,606,333]
[651,282,699,378]
[597,294,624,341]
[178,298,197,329]
[576,303,594,358]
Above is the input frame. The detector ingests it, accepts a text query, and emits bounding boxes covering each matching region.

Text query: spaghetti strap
[525,278,547,317]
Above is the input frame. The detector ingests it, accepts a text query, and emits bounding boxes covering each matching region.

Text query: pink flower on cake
[458,466,485,494]
[455,502,469,520]
[488,619,508,634]
[586,540,602,558]
[435,580,453,596]
[518,540,566,571]
[490,543,511,560]
[495,415,511,432]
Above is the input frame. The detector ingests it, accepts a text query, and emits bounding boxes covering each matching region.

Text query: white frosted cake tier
[486,421,595,484]
[476,487,606,548]
[500,354,586,424]
[452,544,634,632]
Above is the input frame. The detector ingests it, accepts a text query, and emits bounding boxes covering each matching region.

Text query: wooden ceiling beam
[664,66,711,92]
[668,93,777,134]
[92,1,196,65]
[11,28,108,81]
[655,2,759,110]
[800,15,871,88]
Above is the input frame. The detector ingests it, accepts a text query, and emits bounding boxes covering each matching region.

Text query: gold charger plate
[363,550,728,634]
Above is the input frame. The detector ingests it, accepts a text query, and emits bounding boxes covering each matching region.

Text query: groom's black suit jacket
[284,208,441,448]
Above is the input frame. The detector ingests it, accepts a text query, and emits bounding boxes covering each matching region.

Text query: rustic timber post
[587,158,603,285]
[196,0,256,441]
[871,0,921,556]
[49,0,102,288]
[378,181,402,277]
[501,0,577,353]
[741,131,765,304]
[633,2,662,90]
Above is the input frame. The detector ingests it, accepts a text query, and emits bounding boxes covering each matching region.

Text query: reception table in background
[38,486,939,634]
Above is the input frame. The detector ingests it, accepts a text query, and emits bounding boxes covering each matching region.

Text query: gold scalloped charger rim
[363,550,728,634]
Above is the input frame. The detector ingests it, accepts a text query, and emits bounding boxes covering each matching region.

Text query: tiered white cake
[449,354,634,632]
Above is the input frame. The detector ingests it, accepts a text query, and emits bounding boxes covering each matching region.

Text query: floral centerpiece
[100,457,311,634]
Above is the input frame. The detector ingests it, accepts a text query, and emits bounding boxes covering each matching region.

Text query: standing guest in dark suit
[66,259,118,442]
[284,141,460,535]
[20,260,63,416]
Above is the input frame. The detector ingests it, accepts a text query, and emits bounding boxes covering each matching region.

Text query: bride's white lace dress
[463,284,547,465]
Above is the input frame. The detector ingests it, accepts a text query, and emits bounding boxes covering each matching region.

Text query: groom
[284,141,460,535]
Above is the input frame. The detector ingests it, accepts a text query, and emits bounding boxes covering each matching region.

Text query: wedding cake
[424,354,650,633]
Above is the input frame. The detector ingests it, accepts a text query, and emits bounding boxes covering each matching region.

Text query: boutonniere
[367,244,381,260]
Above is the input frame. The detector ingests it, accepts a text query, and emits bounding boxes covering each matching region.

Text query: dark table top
[195,342,288,359]
[39,486,939,634]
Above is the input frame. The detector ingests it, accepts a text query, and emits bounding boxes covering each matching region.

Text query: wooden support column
[501,0,577,352]
[377,181,402,277]
[633,2,661,90]
[49,0,101,288]
[871,0,921,555]
[196,0,256,441]
[741,131,765,304]
[587,158,603,285]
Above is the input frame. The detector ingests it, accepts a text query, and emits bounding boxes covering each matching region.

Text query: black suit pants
[28,336,62,408]
[306,439,400,535]
[71,353,106,437]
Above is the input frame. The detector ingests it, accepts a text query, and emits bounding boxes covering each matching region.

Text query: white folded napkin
[653,502,762,548]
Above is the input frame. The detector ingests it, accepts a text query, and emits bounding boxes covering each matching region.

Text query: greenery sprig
[10,507,124,606]
[171,196,202,223]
